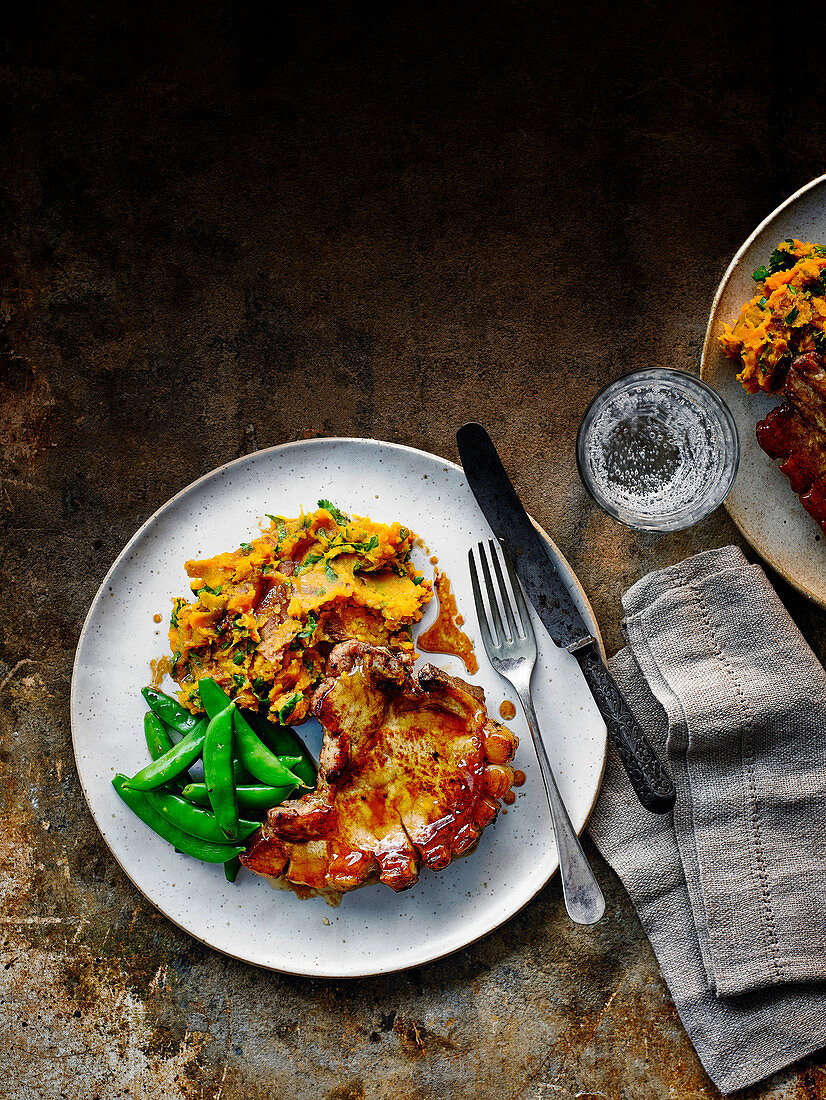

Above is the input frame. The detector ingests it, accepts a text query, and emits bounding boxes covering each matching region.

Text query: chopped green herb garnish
[787,306,800,324]
[266,515,289,540]
[752,265,769,283]
[768,242,798,275]
[296,553,323,575]
[278,692,301,723]
[295,611,318,642]
[233,674,245,687]
[240,542,252,553]
[261,563,273,574]
[413,575,424,585]
[318,499,350,525]
[233,651,245,665]
[352,534,379,553]
[324,562,339,583]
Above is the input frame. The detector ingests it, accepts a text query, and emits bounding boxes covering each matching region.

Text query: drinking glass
[576,368,739,532]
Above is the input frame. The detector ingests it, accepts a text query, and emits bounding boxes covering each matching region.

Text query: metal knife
[456,422,676,814]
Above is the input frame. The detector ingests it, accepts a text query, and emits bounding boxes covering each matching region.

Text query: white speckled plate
[71,439,607,977]
[701,174,826,607]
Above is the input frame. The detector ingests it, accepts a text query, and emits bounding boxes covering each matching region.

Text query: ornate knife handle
[575,645,676,813]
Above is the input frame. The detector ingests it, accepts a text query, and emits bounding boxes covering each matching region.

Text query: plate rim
[70,435,607,977]
[700,173,826,609]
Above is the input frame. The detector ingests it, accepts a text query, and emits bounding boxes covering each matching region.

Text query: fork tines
[468,539,531,651]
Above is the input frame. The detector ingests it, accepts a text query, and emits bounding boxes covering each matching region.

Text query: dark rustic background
[3,1,826,1096]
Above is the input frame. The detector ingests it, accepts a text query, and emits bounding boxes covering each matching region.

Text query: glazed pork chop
[757,352,826,530]
[241,641,518,894]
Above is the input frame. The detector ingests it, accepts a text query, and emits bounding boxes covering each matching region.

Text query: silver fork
[469,540,606,925]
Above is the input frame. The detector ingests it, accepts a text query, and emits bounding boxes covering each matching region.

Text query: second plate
[701,173,826,607]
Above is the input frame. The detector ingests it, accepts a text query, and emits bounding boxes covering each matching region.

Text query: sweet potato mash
[167,503,432,724]
[720,238,826,393]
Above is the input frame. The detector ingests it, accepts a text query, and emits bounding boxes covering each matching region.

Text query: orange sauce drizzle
[503,791,516,805]
[499,700,516,721]
[150,655,173,689]
[512,769,526,787]
[417,570,478,674]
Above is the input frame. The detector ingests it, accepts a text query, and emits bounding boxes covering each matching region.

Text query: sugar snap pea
[144,711,193,790]
[232,745,298,785]
[142,686,201,736]
[203,703,238,840]
[126,718,208,791]
[224,856,241,882]
[113,774,245,863]
[199,677,237,718]
[199,678,301,788]
[235,718,303,788]
[144,711,175,759]
[250,712,317,788]
[232,756,256,784]
[145,788,258,843]
[182,781,296,813]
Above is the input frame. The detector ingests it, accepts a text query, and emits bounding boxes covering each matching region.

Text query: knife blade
[456,421,676,813]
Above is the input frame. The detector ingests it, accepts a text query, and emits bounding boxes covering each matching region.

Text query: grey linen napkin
[588,545,826,1094]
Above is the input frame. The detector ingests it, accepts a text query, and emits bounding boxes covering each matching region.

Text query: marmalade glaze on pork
[241,641,518,894]
[756,352,826,531]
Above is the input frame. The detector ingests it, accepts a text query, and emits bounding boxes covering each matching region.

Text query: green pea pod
[126,718,208,790]
[145,789,258,843]
[235,719,303,788]
[199,677,237,718]
[249,712,318,789]
[144,712,193,791]
[142,687,202,736]
[112,774,245,863]
[180,782,214,807]
[232,756,256,784]
[199,678,301,788]
[182,781,296,813]
[144,711,175,759]
[224,856,241,882]
[203,703,238,840]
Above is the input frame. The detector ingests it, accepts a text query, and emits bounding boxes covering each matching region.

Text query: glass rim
[576,367,740,533]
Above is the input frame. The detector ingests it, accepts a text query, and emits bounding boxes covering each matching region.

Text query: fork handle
[575,645,676,813]
[515,687,605,925]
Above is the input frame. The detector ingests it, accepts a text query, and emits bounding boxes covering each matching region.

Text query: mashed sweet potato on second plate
[166,503,432,724]
[720,237,826,393]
